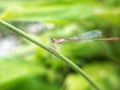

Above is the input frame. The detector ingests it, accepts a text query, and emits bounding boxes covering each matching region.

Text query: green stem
[0,20,100,90]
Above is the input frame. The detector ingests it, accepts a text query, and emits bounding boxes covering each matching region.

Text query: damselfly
[51,30,120,44]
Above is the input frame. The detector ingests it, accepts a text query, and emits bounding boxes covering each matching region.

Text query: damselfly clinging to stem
[51,30,120,49]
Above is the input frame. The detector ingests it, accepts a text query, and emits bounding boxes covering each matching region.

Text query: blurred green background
[0,0,120,90]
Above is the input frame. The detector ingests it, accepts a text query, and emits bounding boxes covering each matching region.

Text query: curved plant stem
[0,20,100,90]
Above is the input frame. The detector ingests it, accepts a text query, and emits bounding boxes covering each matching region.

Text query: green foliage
[0,0,119,25]
[0,0,120,90]
[64,62,120,90]
[0,56,62,90]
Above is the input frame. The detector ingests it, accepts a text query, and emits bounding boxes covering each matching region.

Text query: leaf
[0,58,45,90]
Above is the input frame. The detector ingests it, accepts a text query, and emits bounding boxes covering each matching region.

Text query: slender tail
[96,38,120,41]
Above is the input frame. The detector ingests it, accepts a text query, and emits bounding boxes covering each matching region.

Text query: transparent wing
[68,30,102,40]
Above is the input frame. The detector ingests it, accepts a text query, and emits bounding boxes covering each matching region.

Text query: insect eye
[51,38,55,43]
